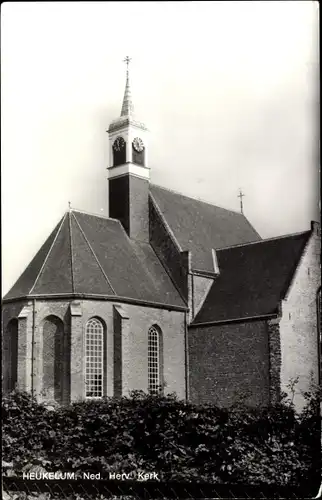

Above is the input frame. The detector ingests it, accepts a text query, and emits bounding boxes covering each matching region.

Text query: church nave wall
[4,299,186,404]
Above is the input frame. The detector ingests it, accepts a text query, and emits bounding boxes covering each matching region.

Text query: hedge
[2,389,321,488]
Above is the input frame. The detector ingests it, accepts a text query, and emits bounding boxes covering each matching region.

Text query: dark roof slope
[4,210,186,309]
[73,211,184,306]
[193,231,311,324]
[150,184,261,272]
[3,218,65,299]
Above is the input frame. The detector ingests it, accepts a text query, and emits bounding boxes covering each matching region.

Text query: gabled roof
[150,184,261,273]
[4,210,186,309]
[192,231,311,325]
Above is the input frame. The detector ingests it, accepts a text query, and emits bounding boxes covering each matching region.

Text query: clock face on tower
[132,137,144,152]
[113,136,126,152]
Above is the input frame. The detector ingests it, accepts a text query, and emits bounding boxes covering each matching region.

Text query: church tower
[107,57,150,242]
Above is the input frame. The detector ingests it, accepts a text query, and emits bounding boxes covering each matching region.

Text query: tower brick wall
[109,175,150,242]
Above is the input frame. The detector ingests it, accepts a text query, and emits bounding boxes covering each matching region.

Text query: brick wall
[129,175,149,242]
[80,301,186,399]
[113,306,123,397]
[2,302,21,392]
[42,316,65,403]
[2,302,26,331]
[2,319,18,392]
[2,301,32,394]
[33,300,70,401]
[268,318,282,404]
[70,310,83,402]
[4,298,186,403]
[188,320,270,407]
[279,227,321,411]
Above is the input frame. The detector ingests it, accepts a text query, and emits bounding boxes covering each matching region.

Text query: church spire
[120,56,134,117]
[238,189,245,214]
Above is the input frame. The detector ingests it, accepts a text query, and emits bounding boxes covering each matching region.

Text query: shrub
[2,389,320,487]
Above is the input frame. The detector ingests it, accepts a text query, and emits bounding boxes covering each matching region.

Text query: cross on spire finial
[121,56,134,116]
[238,189,245,214]
[123,56,132,71]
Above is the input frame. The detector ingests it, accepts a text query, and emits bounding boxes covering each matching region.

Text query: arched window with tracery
[85,318,104,398]
[148,325,163,395]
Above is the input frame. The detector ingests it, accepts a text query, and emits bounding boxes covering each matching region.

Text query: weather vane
[238,189,245,214]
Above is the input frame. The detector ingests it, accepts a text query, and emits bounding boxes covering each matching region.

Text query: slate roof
[5,184,310,319]
[193,231,311,324]
[150,184,261,273]
[4,210,186,309]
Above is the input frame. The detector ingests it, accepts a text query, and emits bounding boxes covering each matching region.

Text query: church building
[2,60,320,411]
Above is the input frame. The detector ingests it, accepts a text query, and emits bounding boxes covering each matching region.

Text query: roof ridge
[29,214,67,295]
[149,193,183,252]
[69,208,123,225]
[68,211,75,293]
[280,234,311,302]
[148,241,189,307]
[150,183,243,216]
[240,213,262,240]
[217,229,311,251]
[71,212,117,295]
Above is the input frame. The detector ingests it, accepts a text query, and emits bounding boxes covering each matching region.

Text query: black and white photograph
[2,1,320,499]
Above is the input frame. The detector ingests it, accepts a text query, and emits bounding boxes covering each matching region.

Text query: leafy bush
[2,388,320,487]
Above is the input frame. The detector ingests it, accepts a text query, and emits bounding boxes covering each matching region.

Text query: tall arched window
[148,325,163,395]
[85,318,104,398]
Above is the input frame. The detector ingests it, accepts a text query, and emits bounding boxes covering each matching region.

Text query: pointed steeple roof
[120,56,134,117]
[108,57,147,133]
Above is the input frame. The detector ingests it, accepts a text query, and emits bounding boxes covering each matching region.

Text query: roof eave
[190,312,279,328]
[191,269,218,279]
[2,293,188,312]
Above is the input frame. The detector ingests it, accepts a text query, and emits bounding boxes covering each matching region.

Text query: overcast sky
[1,1,319,296]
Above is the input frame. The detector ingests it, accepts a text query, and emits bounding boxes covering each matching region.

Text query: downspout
[184,310,189,401]
[185,270,192,401]
[316,286,321,387]
[31,298,36,397]
[191,274,195,320]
